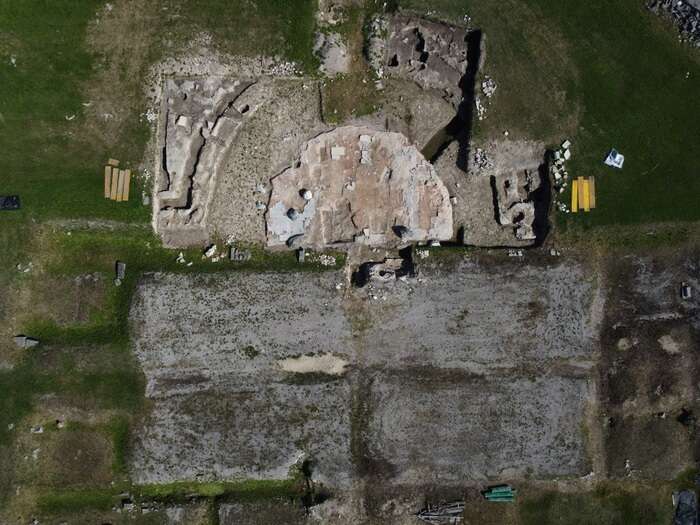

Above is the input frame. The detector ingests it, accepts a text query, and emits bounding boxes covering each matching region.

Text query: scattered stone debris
[317,254,336,266]
[30,425,43,434]
[13,335,39,349]
[55,419,65,429]
[229,246,252,262]
[473,148,493,170]
[202,244,225,262]
[9,55,16,67]
[647,0,700,47]
[417,249,430,259]
[15,262,33,273]
[481,76,497,98]
[549,139,573,213]
[474,95,486,120]
[296,247,305,264]
[508,249,524,257]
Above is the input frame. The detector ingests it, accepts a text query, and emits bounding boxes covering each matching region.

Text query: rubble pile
[647,0,700,47]
[473,148,494,171]
[550,139,572,214]
[481,76,497,97]
[474,75,497,120]
[266,126,453,250]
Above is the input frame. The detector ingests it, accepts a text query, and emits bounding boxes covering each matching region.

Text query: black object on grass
[0,195,21,210]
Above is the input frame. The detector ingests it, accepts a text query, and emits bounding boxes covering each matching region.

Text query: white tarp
[604,148,625,169]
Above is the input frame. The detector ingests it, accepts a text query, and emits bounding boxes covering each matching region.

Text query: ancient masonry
[368,15,470,107]
[154,78,267,247]
[494,170,540,241]
[266,126,453,250]
[153,15,547,250]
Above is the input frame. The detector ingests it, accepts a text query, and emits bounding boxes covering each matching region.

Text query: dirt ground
[128,253,601,508]
[122,245,700,523]
[598,248,700,480]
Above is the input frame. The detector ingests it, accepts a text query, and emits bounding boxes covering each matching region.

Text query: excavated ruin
[151,16,550,251]
[154,78,267,247]
[265,126,453,250]
[368,14,470,107]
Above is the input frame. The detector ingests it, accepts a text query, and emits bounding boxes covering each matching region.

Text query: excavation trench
[421,29,483,168]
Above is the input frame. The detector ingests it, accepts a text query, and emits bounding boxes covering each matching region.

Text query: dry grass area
[321,3,382,122]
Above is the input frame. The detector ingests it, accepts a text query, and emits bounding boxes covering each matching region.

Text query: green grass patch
[0,360,41,445]
[0,0,148,223]
[36,489,115,514]
[0,348,144,446]
[105,415,131,475]
[520,484,673,525]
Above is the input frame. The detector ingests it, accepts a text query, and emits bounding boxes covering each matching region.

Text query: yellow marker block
[582,178,590,212]
[108,158,120,167]
[104,166,111,198]
[577,176,585,210]
[571,179,579,213]
[110,167,119,200]
[116,170,125,202]
[122,170,131,201]
[589,176,596,209]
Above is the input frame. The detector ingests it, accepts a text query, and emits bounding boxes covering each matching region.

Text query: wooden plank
[589,176,596,209]
[109,168,119,200]
[108,158,120,167]
[577,176,585,210]
[104,166,111,198]
[110,167,119,200]
[116,170,125,202]
[571,179,579,213]
[122,169,131,201]
[582,178,590,212]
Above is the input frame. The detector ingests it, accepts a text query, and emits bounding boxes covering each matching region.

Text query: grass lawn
[519,484,674,525]
[400,0,700,229]
[0,0,318,224]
